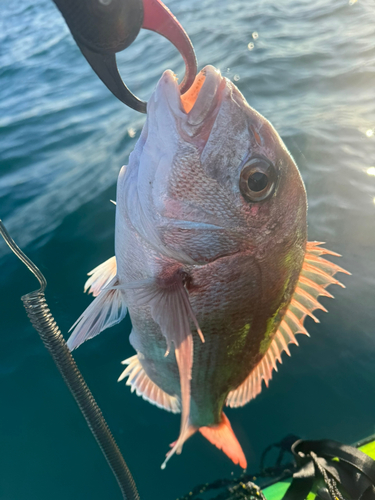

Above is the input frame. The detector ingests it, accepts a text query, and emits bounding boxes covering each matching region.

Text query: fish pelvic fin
[67,275,127,351]
[84,256,117,297]
[120,270,204,469]
[161,424,197,470]
[226,241,350,408]
[161,413,247,470]
[118,354,180,414]
[199,413,247,469]
[160,331,194,470]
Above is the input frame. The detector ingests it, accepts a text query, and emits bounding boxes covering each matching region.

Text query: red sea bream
[67,65,348,469]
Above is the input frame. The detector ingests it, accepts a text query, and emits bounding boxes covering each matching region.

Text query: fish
[67,65,349,469]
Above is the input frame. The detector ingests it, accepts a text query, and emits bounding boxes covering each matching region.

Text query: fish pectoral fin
[123,270,203,468]
[126,271,204,351]
[199,412,247,469]
[84,256,117,297]
[118,354,180,414]
[226,241,349,408]
[67,275,127,351]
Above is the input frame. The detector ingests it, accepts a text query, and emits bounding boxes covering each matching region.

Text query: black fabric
[282,477,314,500]
[294,440,375,484]
[281,439,375,500]
[360,485,375,500]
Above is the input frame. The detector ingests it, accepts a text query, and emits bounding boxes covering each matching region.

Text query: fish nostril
[250,125,263,147]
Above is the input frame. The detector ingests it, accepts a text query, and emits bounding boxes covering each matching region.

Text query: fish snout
[150,65,226,140]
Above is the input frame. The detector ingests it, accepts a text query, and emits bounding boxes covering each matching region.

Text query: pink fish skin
[68,65,348,470]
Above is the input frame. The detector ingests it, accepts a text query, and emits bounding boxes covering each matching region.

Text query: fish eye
[239,156,277,202]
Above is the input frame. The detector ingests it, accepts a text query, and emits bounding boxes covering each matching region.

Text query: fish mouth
[180,65,225,126]
[154,65,225,131]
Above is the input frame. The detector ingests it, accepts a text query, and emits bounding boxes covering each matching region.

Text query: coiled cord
[0,220,140,500]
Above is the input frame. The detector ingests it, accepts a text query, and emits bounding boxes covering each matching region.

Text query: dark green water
[1,0,375,499]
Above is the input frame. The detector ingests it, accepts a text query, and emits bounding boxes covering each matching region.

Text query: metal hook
[52,0,197,113]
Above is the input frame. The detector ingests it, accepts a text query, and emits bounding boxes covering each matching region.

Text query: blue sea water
[0,0,375,498]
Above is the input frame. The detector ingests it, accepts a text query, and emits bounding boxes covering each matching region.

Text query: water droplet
[234,75,240,81]
[128,127,136,138]
[99,0,112,5]
[248,42,254,50]
[367,167,375,176]
[226,68,231,73]
[252,31,259,40]
[366,129,373,137]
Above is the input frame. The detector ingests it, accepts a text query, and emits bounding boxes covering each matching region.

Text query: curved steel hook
[52,0,197,113]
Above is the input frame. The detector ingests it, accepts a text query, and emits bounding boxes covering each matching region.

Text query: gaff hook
[52,0,198,113]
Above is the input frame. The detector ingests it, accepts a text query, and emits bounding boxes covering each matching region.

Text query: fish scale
[68,65,348,470]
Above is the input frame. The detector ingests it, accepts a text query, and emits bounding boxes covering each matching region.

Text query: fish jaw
[149,64,225,131]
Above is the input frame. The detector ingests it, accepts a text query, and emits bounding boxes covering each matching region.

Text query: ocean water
[0,0,375,498]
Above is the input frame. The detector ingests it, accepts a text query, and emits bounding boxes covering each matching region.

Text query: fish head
[120,65,307,265]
